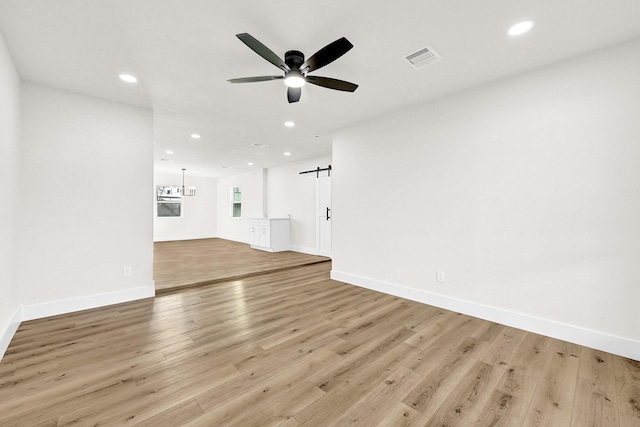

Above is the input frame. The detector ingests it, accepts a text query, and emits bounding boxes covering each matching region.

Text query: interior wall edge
[0,308,22,361]
[331,270,640,361]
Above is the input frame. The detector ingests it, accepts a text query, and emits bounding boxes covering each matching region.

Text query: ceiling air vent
[403,46,441,69]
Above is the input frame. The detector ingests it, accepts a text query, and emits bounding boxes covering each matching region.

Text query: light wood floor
[1,263,640,426]
[154,238,330,292]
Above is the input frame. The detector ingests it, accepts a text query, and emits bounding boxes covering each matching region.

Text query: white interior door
[317,173,332,256]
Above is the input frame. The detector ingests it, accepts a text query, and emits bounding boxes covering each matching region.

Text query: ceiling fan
[228,33,358,103]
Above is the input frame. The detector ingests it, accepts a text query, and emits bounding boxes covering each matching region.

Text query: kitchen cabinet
[249,218,290,252]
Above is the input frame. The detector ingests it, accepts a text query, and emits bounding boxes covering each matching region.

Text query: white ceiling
[1,0,640,177]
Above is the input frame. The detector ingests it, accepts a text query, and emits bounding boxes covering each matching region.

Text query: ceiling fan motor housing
[285,50,305,70]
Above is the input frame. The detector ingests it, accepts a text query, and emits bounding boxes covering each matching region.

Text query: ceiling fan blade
[305,76,358,92]
[287,87,301,103]
[236,33,290,72]
[300,37,353,73]
[228,76,284,84]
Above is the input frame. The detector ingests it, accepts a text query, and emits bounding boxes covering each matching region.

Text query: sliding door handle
[326,207,331,220]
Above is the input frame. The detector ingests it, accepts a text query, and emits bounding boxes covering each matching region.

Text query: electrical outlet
[436,270,445,283]
[123,266,132,278]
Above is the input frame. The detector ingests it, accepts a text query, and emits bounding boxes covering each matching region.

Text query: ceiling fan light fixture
[284,72,306,88]
[230,33,357,103]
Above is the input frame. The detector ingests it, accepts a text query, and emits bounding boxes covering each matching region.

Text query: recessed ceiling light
[284,152,291,156]
[118,74,138,83]
[190,134,201,139]
[508,20,534,37]
[284,121,295,128]
[247,162,254,166]
[165,150,174,154]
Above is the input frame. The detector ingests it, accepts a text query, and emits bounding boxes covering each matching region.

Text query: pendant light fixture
[180,168,196,197]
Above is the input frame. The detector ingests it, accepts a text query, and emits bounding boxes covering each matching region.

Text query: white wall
[332,38,640,359]
[0,31,21,357]
[267,155,331,253]
[153,170,217,241]
[216,169,264,242]
[15,83,154,314]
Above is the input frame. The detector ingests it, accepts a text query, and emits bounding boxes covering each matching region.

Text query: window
[231,186,242,218]
[157,186,181,217]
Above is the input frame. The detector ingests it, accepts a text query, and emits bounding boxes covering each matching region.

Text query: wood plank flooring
[153,238,330,292]
[1,262,640,426]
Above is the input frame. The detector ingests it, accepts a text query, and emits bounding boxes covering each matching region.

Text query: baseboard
[154,234,217,242]
[289,245,331,257]
[21,281,156,321]
[0,282,156,361]
[215,235,248,245]
[0,308,22,361]
[331,270,640,361]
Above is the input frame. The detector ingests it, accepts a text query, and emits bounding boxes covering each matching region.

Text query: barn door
[317,172,332,256]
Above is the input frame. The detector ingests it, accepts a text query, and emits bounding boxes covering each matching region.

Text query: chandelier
[179,168,196,197]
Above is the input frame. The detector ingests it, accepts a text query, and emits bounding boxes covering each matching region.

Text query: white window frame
[156,186,183,218]
[231,186,242,218]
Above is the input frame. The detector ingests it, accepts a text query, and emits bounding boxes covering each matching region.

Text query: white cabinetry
[249,218,290,252]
